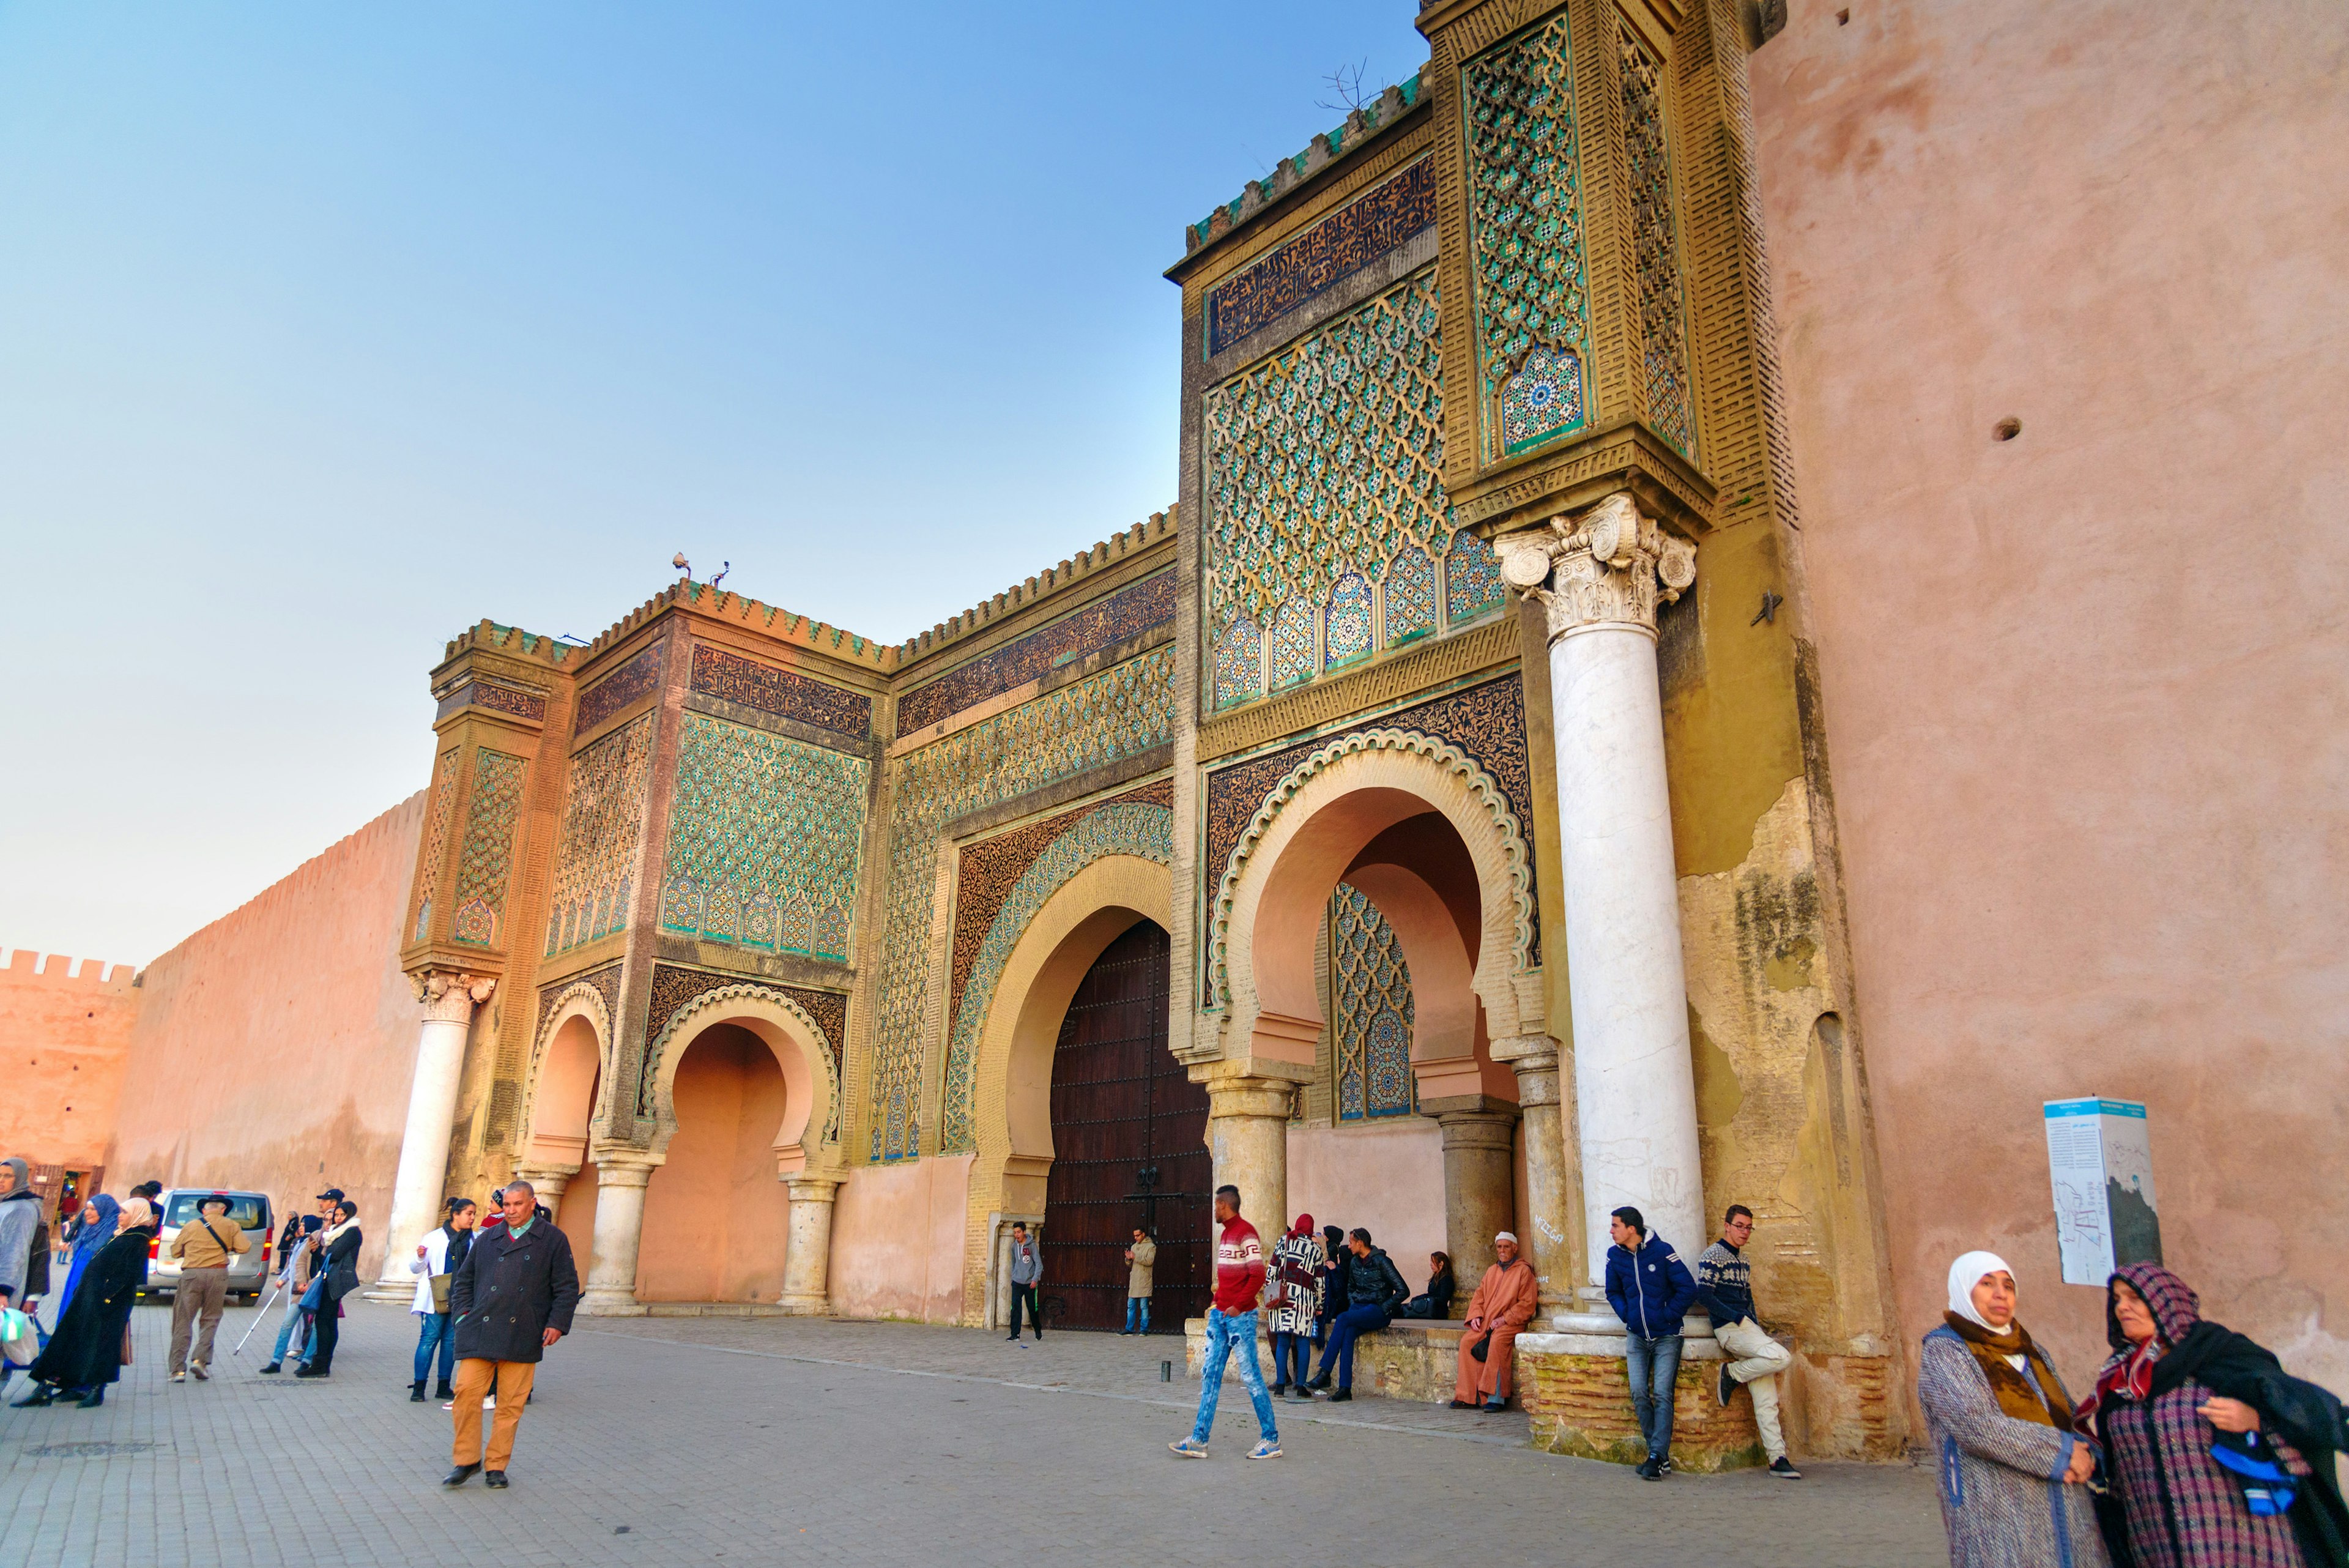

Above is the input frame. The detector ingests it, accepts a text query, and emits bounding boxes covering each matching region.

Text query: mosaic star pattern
[659,714,870,962]
[450,748,529,947]
[1214,615,1264,710]
[1446,532,1506,625]
[937,800,1174,1152]
[1384,549,1436,646]
[1620,26,1694,457]
[867,645,1175,1161]
[1270,598,1318,690]
[1330,882,1415,1121]
[544,714,656,956]
[1326,574,1373,667]
[1465,10,1591,462]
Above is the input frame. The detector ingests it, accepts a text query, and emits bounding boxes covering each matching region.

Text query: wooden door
[1041,920,1209,1332]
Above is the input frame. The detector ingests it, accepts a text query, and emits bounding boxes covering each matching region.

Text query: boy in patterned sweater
[1696,1204,1800,1479]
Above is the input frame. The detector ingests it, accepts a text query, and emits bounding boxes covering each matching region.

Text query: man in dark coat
[442,1181,578,1490]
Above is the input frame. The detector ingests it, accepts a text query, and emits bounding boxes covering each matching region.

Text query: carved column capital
[411,968,496,1024]
[1494,491,1696,644]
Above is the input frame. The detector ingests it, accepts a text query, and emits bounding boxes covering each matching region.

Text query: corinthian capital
[412,967,497,1024]
[1493,491,1696,643]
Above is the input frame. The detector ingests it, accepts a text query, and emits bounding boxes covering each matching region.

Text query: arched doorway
[637,1023,793,1303]
[1039,919,1209,1332]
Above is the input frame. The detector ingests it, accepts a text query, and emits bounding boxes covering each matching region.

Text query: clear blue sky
[0,2,1431,967]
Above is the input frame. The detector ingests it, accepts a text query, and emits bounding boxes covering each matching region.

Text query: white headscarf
[1947,1250,2019,1335]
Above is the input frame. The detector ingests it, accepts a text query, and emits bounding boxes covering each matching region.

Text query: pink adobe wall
[108,792,429,1281]
[1287,1120,1449,1276]
[828,1154,971,1322]
[636,1025,791,1303]
[1752,0,2349,1389]
[0,951,136,1178]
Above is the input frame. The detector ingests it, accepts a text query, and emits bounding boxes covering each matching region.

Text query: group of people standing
[2,1169,206,1409]
[1922,1251,2346,1568]
[256,1187,365,1377]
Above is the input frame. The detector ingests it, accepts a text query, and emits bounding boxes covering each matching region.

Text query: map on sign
[2044,1098,2161,1285]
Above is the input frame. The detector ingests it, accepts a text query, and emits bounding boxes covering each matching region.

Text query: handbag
[1471,1330,1495,1363]
[324,1261,362,1304]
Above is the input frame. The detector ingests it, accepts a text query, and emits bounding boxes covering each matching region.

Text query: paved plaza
[1,1299,1945,1567]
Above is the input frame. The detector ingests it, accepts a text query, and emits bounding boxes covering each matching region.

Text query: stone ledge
[1184,1317,1478,1405]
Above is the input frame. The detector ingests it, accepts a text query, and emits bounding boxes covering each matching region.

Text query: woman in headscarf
[1917,1250,2109,1568]
[53,1194,119,1323]
[13,1196,159,1409]
[298,1199,362,1377]
[1264,1214,1324,1398]
[2076,1262,2347,1568]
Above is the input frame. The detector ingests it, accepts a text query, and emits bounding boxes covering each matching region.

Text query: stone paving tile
[0,1300,1946,1568]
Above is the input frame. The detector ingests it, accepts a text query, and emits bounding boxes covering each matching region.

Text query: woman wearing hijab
[53,1195,119,1323]
[2076,1262,2348,1568]
[13,1197,159,1409]
[1264,1214,1324,1398]
[1918,1250,2109,1568]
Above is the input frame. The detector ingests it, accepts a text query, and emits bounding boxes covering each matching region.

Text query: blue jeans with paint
[413,1312,455,1385]
[1124,1296,1151,1334]
[1625,1332,1684,1460]
[1190,1308,1278,1446]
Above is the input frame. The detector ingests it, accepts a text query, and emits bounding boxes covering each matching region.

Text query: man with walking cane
[442,1181,577,1490]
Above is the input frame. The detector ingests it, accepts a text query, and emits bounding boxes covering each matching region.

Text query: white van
[147,1190,275,1302]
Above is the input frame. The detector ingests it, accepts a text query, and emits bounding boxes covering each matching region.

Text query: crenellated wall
[0,951,138,1193]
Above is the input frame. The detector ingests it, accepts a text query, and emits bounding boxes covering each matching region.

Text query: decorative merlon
[1495,493,1696,642]
[1184,72,1428,255]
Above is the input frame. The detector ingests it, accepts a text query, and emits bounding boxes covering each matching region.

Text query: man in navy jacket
[1603,1205,1698,1479]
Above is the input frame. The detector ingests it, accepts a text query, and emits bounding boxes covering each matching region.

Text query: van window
[165,1194,269,1232]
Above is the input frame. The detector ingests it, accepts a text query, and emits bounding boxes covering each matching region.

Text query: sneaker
[190,1363,209,1382]
[1246,1440,1282,1461]
[1770,1456,1804,1480]
[1168,1437,1209,1460]
[257,1362,281,1375]
[1718,1362,1737,1407]
[1659,1455,1675,1475]
[1635,1457,1661,1480]
[170,1372,186,1383]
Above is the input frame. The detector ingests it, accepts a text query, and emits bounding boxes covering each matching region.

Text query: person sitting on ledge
[1305,1228,1407,1403]
[1399,1251,1456,1320]
[1451,1232,1539,1412]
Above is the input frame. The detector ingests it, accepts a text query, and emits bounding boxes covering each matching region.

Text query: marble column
[578,1151,658,1316]
[1497,494,1707,1276]
[1425,1097,1519,1293]
[509,1165,574,1225]
[779,1174,841,1315]
[366,969,494,1300]
[1493,1037,1575,1313]
[1200,1066,1294,1238]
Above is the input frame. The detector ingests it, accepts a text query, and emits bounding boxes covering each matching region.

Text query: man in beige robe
[1451,1232,1540,1410]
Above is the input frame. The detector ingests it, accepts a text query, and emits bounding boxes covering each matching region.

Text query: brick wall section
[107,792,429,1280]
[0,951,136,1178]
[1521,1347,1762,1471]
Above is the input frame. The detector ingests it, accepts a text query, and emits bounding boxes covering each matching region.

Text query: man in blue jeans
[1169,1185,1279,1460]
[1305,1228,1408,1402]
[1604,1205,1698,1479]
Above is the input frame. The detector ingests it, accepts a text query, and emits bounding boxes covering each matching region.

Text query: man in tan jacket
[1451,1232,1540,1411]
[168,1195,250,1382]
[1121,1228,1157,1335]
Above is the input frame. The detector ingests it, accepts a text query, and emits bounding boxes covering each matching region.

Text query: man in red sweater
[1170,1184,1282,1460]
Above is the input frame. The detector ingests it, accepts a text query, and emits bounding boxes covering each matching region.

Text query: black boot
[435,1379,455,1401]
[76,1386,105,1408]
[409,1381,427,1403]
[11,1383,55,1408]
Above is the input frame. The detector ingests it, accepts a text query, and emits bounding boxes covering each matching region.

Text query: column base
[1515,1329,1762,1472]
[576,1287,650,1318]
[775,1293,830,1317]
[358,1284,415,1305]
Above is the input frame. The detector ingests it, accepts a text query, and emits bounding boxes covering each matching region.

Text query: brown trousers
[450,1358,538,1470]
[1454,1324,1523,1403]
[169,1269,229,1372]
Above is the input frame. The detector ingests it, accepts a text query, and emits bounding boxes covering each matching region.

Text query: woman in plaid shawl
[2077,1262,2347,1568]
[1918,1250,2109,1568]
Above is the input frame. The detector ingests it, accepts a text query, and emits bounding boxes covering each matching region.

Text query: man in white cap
[1450,1232,1539,1411]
